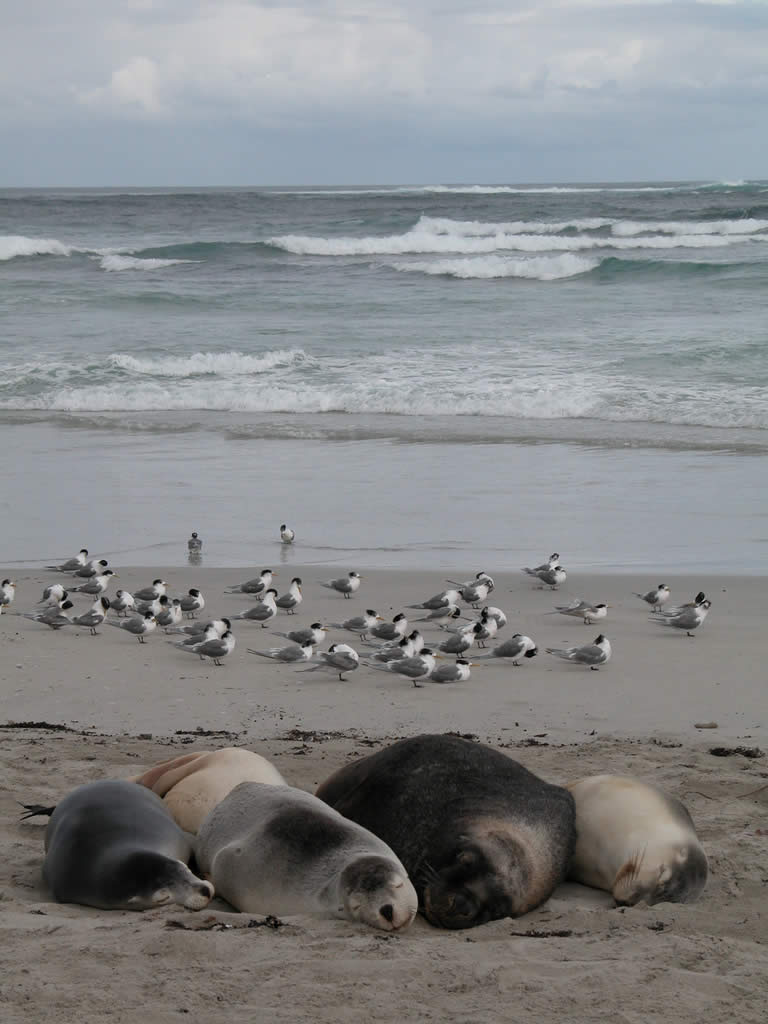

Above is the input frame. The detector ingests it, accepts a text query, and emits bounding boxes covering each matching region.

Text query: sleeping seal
[566,774,708,905]
[315,733,576,929]
[133,747,286,833]
[34,779,214,910]
[196,782,418,931]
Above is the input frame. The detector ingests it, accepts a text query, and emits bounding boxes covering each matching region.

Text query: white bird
[226,570,275,596]
[483,606,507,630]
[188,532,203,552]
[111,589,136,617]
[106,612,157,643]
[454,609,497,647]
[429,658,473,684]
[438,623,483,659]
[365,635,419,663]
[38,583,66,606]
[156,598,184,631]
[179,588,205,618]
[633,584,670,613]
[171,617,231,639]
[407,589,461,612]
[550,599,608,625]
[136,594,168,617]
[73,558,109,579]
[69,570,117,597]
[231,589,278,626]
[369,613,408,643]
[172,623,220,649]
[521,565,567,589]
[186,629,236,666]
[275,577,302,614]
[531,552,560,574]
[298,642,360,680]
[413,605,462,628]
[372,649,438,688]
[280,524,295,544]
[446,572,495,607]
[272,622,327,647]
[650,599,711,637]
[133,579,169,603]
[331,609,383,641]
[665,591,707,615]
[70,596,111,635]
[46,549,89,572]
[248,640,314,663]
[1,578,17,610]
[473,634,538,666]
[21,600,74,629]
[320,571,362,599]
[546,634,612,670]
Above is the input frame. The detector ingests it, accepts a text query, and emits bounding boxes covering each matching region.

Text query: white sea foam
[0,235,72,260]
[109,349,307,377]
[99,254,199,271]
[419,216,613,236]
[270,227,760,257]
[389,254,598,280]
[612,219,768,237]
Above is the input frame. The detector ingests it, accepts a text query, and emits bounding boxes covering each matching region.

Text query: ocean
[1,181,767,572]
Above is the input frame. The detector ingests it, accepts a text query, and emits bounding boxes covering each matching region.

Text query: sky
[1,0,767,186]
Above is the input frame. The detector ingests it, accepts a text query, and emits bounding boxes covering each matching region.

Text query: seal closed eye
[28,779,214,911]
[315,733,576,929]
[196,782,418,931]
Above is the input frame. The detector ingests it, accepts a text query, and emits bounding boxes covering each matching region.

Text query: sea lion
[566,774,708,906]
[196,782,418,931]
[31,779,214,911]
[133,747,286,834]
[315,733,576,929]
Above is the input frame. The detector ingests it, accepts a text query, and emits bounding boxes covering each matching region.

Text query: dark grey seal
[26,779,214,911]
[315,733,576,929]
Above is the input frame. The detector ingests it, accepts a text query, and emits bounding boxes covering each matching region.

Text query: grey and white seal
[566,774,708,905]
[30,779,214,910]
[316,733,576,929]
[196,781,418,931]
[134,747,286,834]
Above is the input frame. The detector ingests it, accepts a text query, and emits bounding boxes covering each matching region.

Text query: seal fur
[566,774,708,905]
[315,733,576,929]
[196,781,417,931]
[133,747,286,834]
[38,779,214,910]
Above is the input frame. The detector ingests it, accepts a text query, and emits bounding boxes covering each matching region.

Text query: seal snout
[380,903,394,922]
[183,878,215,910]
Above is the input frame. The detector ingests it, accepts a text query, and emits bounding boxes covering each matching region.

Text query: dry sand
[2,565,767,1022]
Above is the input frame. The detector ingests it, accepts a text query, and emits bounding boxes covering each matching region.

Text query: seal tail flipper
[18,802,56,820]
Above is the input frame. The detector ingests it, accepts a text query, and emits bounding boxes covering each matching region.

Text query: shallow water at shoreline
[2,419,766,572]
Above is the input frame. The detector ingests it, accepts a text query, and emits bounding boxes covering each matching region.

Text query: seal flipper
[18,802,56,820]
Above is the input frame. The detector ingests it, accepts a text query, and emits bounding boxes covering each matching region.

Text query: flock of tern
[0,536,713,684]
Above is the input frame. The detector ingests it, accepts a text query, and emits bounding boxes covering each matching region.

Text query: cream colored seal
[196,781,418,931]
[133,747,286,834]
[566,774,708,905]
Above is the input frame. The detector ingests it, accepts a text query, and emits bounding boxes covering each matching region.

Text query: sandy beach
[2,564,767,1022]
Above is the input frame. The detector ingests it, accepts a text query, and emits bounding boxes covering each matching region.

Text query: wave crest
[389,254,598,280]
[99,254,199,271]
[109,349,308,377]
[0,235,72,261]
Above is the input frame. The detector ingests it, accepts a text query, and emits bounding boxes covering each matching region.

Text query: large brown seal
[315,733,576,929]
[566,775,708,905]
[196,782,418,931]
[133,747,286,834]
[27,780,213,911]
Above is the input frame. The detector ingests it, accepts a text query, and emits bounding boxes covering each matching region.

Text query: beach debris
[708,746,764,759]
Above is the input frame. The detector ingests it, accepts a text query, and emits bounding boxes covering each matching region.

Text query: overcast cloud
[1,0,766,185]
